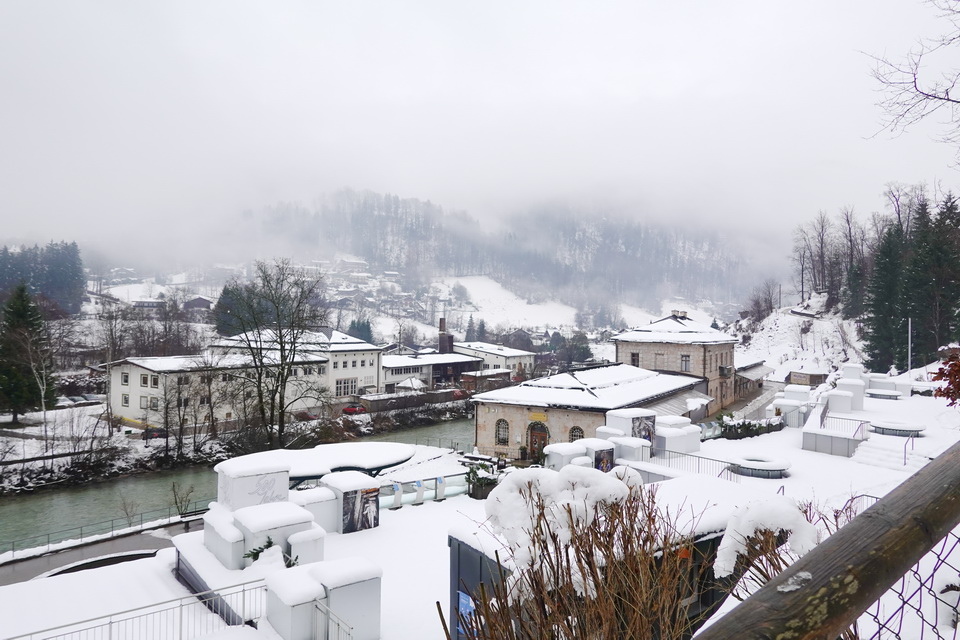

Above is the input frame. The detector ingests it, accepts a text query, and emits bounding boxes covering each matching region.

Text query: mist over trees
[246,190,746,314]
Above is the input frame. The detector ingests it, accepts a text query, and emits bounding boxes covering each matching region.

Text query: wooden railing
[697,440,960,640]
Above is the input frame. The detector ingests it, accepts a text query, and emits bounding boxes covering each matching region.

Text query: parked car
[68,396,89,405]
[82,394,106,403]
[141,427,169,440]
[342,403,367,415]
[54,396,75,408]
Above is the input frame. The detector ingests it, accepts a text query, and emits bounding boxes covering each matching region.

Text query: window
[352,360,357,368]
[290,368,298,377]
[121,372,129,385]
[149,397,159,410]
[630,352,640,367]
[178,397,190,408]
[177,375,189,386]
[140,397,148,410]
[140,374,148,387]
[121,394,129,407]
[225,412,232,420]
[319,365,326,374]
[360,359,365,367]
[335,378,358,396]
[569,426,584,442]
[200,375,212,385]
[151,375,159,388]
[495,419,510,445]
[222,373,230,382]
[304,367,313,376]
[333,361,338,369]
[681,355,691,372]
[200,396,210,406]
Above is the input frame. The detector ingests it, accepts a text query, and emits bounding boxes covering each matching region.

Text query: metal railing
[313,597,353,640]
[648,448,741,482]
[8,579,267,640]
[0,497,214,561]
[697,440,960,640]
[820,413,871,440]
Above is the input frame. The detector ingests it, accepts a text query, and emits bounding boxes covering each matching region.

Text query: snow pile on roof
[713,498,818,578]
[218,442,416,480]
[485,466,629,564]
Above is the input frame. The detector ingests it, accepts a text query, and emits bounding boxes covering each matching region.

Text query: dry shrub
[448,483,720,640]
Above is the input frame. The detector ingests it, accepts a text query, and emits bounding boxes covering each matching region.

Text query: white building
[452,341,536,379]
[381,352,482,392]
[210,327,383,398]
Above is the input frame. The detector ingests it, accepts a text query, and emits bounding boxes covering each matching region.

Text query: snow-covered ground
[2,386,958,639]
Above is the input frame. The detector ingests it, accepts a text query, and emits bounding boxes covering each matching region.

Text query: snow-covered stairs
[851,438,931,473]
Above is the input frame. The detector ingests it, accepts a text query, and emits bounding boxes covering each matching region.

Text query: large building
[209,327,383,398]
[452,341,536,380]
[109,328,383,428]
[610,311,737,415]
[381,352,483,392]
[471,363,710,457]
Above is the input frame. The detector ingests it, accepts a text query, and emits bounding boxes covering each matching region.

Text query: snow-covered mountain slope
[731,294,865,382]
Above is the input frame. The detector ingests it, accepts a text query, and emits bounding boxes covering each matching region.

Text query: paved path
[0,520,202,586]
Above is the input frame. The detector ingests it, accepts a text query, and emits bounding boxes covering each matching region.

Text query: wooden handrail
[698,439,960,640]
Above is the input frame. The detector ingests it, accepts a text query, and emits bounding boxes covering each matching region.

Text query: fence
[313,598,354,640]
[697,440,960,640]
[8,579,267,640]
[0,497,214,561]
[819,413,871,440]
[649,448,741,483]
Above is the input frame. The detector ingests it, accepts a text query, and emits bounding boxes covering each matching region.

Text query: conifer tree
[465,315,476,342]
[864,226,906,371]
[0,284,54,423]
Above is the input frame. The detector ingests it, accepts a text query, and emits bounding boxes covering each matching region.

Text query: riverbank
[0,400,475,496]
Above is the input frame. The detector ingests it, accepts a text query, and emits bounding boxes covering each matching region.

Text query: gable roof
[611,314,736,345]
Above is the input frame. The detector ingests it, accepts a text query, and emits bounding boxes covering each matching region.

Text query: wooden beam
[698,440,960,640]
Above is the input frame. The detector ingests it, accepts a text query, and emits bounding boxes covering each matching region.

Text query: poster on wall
[594,448,614,472]
[342,487,381,533]
[631,415,656,441]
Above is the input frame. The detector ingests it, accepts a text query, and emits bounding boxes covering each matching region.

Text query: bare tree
[747,278,779,322]
[215,260,328,448]
[873,2,960,163]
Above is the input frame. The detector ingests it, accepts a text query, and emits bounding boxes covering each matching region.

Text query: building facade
[610,312,737,415]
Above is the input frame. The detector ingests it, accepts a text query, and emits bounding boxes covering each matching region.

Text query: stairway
[851,438,931,473]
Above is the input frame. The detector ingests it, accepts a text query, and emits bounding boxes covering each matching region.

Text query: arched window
[569,426,584,442]
[495,419,510,445]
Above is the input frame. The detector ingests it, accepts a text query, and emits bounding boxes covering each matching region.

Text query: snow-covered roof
[461,368,513,377]
[471,363,701,411]
[215,442,416,480]
[382,353,481,369]
[212,328,381,355]
[114,351,327,373]
[453,342,536,358]
[611,314,736,345]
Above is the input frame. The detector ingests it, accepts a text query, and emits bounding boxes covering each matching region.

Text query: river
[0,416,476,548]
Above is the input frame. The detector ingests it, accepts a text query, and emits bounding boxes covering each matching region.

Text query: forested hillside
[0,242,85,314]
[253,190,746,313]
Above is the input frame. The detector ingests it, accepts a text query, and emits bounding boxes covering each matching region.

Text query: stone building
[610,311,737,415]
[471,363,710,458]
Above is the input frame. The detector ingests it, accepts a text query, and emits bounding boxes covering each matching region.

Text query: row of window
[121,395,211,409]
[390,366,423,375]
[121,366,329,389]
[629,351,729,373]
[333,359,368,370]
[493,419,584,446]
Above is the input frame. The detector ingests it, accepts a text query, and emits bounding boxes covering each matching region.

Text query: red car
[342,403,367,415]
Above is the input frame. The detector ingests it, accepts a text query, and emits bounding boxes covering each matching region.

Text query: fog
[0,1,956,269]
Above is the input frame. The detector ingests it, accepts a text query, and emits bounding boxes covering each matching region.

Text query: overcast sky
[0,1,956,262]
